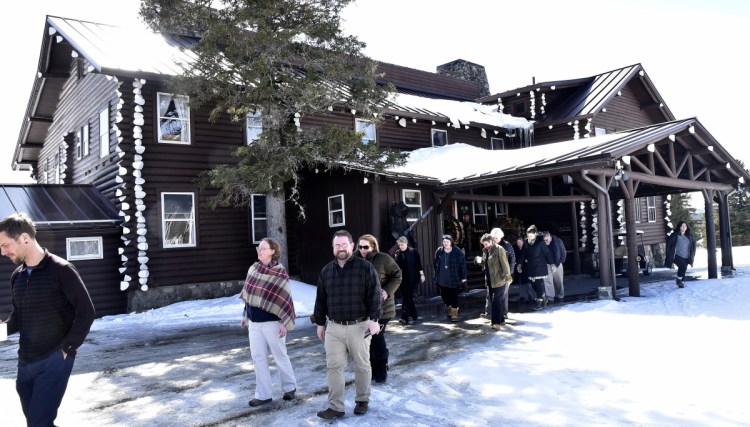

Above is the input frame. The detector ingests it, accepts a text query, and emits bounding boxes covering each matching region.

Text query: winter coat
[518,235,555,279]
[394,247,423,284]
[432,246,468,289]
[482,243,512,288]
[665,231,696,267]
[499,239,516,273]
[361,251,402,321]
[548,234,567,266]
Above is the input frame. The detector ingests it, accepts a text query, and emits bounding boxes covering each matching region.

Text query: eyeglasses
[333,243,350,249]
[358,245,370,250]
[256,246,270,252]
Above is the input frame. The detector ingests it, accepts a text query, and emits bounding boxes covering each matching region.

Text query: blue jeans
[16,350,76,427]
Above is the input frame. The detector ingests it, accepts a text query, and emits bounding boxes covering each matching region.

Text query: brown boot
[446,305,452,320]
[449,307,459,322]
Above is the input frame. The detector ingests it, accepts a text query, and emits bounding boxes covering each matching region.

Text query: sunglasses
[358,245,370,250]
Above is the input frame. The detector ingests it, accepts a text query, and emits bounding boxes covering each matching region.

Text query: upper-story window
[402,189,422,223]
[431,129,447,147]
[158,93,191,144]
[250,194,267,243]
[514,102,526,115]
[328,194,345,227]
[161,192,197,248]
[634,197,643,223]
[75,129,83,160]
[647,196,656,222]
[99,107,110,158]
[355,119,376,144]
[76,124,90,160]
[246,111,263,144]
[490,137,504,150]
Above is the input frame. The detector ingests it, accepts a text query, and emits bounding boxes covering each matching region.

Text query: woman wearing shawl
[241,238,297,407]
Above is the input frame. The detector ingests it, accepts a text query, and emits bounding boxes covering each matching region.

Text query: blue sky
[2,0,748,185]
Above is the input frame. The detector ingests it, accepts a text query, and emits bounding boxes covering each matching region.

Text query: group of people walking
[0,209,697,425]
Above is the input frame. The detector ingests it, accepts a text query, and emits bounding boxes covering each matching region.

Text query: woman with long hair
[665,221,697,288]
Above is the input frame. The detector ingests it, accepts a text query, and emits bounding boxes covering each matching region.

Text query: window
[490,137,504,150]
[66,237,103,260]
[75,129,82,160]
[82,123,90,157]
[328,194,345,227]
[246,111,263,144]
[647,196,656,222]
[54,152,60,184]
[595,127,607,136]
[402,189,422,223]
[76,125,90,160]
[99,107,110,158]
[250,194,267,243]
[355,119,376,144]
[161,192,196,247]
[157,92,191,144]
[431,129,447,147]
[473,202,488,226]
[494,202,508,216]
[634,198,643,223]
[514,102,526,115]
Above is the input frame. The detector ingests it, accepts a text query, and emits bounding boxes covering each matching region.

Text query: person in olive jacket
[356,234,402,383]
[479,233,513,329]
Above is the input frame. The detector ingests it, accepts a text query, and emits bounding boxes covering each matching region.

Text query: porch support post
[569,199,581,275]
[702,189,718,279]
[623,191,640,297]
[716,191,734,274]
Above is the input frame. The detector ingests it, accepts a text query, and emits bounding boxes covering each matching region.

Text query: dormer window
[355,118,376,144]
[431,129,447,147]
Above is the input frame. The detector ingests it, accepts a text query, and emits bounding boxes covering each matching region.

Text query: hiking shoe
[317,408,345,419]
[249,398,272,407]
[491,324,502,330]
[677,279,684,288]
[282,389,296,400]
[480,312,491,320]
[554,297,564,304]
[398,318,409,325]
[354,401,369,415]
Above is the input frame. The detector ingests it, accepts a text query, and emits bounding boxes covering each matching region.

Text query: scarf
[240,260,296,330]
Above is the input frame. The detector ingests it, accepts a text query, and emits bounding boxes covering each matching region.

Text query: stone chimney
[436,59,490,98]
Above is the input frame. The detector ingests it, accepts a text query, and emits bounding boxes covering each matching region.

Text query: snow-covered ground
[1,247,748,426]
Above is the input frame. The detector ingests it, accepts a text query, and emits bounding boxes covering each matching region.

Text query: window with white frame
[54,152,60,184]
[157,92,191,144]
[431,129,447,147]
[246,111,263,144]
[75,129,82,160]
[161,192,196,247]
[328,194,345,227]
[250,194,267,243]
[634,197,643,223]
[402,189,422,223]
[647,196,656,222]
[490,137,504,150]
[355,118,376,144]
[473,202,488,226]
[494,202,508,216]
[66,237,103,260]
[99,107,110,158]
[83,123,90,156]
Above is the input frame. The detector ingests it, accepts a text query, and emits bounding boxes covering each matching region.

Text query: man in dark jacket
[0,213,96,427]
[543,231,567,303]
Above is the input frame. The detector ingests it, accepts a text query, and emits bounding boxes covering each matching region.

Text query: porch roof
[0,184,121,229]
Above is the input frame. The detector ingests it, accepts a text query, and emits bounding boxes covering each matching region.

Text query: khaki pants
[324,320,372,412]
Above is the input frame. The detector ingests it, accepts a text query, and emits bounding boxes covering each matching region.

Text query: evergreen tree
[727,160,750,245]
[668,192,701,240]
[140,0,406,262]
